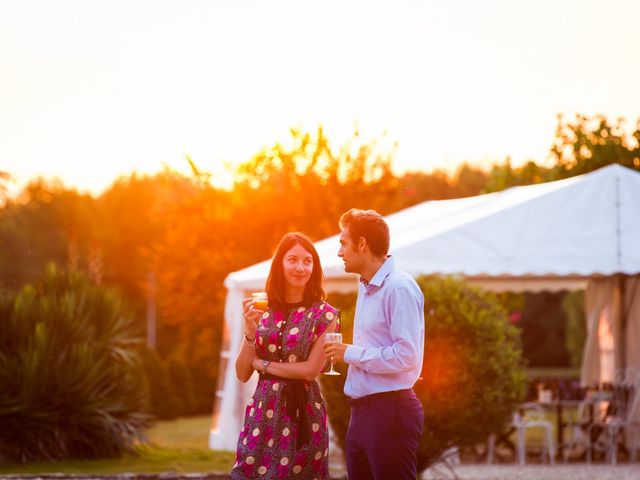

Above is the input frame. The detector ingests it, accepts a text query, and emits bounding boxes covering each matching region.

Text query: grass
[0,406,580,474]
[145,415,215,450]
[0,415,236,475]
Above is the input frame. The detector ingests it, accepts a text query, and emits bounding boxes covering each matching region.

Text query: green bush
[321,275,527,471]
[166,360,198,415]
[138,347,184,420]
[319,293,356,456]
[137,343,214,420]
[0,265,149,463]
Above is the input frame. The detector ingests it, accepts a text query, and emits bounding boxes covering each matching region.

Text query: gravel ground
[329,456,640,480]
[331,449,640,480]
[421,464,640,480]
[3,465,640,480]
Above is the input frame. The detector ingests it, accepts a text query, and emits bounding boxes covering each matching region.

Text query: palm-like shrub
[0,265,149,463]
[321,275,527,471]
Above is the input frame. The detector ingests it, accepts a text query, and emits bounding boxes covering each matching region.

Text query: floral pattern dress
[230,301,339,480]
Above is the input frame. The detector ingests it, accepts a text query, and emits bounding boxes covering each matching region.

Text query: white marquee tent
[209,164,640,451]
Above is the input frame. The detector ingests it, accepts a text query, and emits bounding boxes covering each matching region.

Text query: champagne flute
[324,332,343,376]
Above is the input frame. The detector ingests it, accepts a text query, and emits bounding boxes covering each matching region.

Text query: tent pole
[618,274,627,374]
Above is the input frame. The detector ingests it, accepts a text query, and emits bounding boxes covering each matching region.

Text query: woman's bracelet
[244,331,255,346]
[262,360,271,373]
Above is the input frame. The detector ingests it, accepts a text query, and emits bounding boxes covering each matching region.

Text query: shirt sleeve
[343,285,423,374]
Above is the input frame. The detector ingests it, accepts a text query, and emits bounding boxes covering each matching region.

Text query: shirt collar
[361,255,394,288]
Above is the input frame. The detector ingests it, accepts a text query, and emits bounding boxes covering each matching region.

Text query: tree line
[1,114,638,417]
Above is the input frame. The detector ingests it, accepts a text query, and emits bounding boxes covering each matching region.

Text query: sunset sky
[1,0,639,196]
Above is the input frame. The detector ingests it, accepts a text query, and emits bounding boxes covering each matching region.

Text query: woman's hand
[242,297,262,340]
[253,318,338,381]
[251,356,262,372]
[235,301,263,383]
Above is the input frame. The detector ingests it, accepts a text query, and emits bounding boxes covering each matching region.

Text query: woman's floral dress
[230,301,339,480]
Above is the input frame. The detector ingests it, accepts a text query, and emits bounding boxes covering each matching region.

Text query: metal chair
[587,382,638,464]
[512,402,555,465]
[424,445,461,480]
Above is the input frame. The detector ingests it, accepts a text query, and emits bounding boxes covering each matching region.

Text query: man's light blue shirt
[343,256,425,399]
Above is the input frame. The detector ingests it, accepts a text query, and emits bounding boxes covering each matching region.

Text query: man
[324,208,425,480]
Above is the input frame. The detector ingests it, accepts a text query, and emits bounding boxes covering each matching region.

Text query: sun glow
[1,0,640,197]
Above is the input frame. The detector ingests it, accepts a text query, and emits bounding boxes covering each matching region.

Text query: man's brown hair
[338,208,390,256]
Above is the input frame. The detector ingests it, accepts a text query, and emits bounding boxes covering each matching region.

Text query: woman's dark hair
[338,208,390,256]
[265,232,326,309]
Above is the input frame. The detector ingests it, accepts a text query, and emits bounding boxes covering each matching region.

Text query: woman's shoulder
[311,300,339,316]
[308,301,339,335]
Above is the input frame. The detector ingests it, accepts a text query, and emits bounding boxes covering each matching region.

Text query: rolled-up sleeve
[344,286,423,374]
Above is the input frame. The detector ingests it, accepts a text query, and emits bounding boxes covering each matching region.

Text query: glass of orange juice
[252,292,268,311]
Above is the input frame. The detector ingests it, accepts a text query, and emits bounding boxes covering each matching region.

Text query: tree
[483,113,640,194]
[549,113,640,178]
[149,185,238,413]
[0,171,10,204]
[484,158,550,193]
[97,170,219,414]
[0,180,99,291]
[451,163,489,197]
[231,126,402,238]
[97,170,196,312]
[393,169,460,206]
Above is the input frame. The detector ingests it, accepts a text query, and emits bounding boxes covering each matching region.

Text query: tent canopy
[225,164,640,293]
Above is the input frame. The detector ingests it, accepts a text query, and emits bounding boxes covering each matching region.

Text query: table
[536,398,599,460]
[488,398,606,463]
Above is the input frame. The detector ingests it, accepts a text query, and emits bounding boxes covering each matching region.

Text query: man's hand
[324,341,349,364]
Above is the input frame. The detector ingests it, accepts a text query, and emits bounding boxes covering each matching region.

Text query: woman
[230,232,339,480]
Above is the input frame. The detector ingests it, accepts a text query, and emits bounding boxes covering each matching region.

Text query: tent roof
[225,164,640,292]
